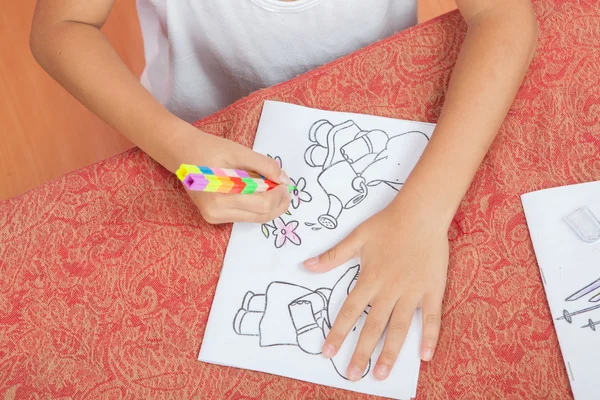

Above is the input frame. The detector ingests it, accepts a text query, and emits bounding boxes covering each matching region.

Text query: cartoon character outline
[304,119,429,229]
[233,265,370,379]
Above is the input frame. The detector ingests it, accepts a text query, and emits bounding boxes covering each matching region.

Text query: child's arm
[304,0,538,381]
[30,0,290,224]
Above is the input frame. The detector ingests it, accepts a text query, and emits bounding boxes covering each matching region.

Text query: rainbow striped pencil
[176,164,296,194]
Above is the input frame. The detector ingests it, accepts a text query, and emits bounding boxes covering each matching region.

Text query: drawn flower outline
[290,177,312,209]
[261,217,302,248]
[266,154,312,216]
[273,218,301,248]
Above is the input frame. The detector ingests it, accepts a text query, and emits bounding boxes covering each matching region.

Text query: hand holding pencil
[171,130,291,224]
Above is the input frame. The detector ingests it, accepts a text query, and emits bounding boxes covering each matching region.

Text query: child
[30,0,538,382]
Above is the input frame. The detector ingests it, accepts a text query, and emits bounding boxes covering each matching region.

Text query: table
[2,1,599,398]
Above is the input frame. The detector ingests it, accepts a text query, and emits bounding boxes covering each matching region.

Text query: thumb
[304,232,361,273]
[238,149,291,185]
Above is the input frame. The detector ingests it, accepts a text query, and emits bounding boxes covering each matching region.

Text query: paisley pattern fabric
[2,1,599,398]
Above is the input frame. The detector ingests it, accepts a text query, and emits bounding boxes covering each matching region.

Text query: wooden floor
[0,0,456,201]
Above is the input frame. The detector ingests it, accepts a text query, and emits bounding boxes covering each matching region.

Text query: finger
[303,231,361,272]
[226,184,290,216]
[373,297,419,380]
[322,284,372,359]
[346,299,396,382]
[196,189,289,224]
[235,190,290,223]
[420,293,443,362]
[200,207,279,224]
[189,191,229,223]
[258,186,292,222]
[237,148,290,184]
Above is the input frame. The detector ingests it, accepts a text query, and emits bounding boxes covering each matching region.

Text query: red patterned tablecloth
[2,2,600,398]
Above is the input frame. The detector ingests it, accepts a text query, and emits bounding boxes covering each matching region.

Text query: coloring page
[522,181,600,400]
[200,101,437,399]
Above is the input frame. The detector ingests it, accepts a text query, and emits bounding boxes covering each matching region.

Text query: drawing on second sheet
[555,210,600,329]
[557,276,600,329]
[233,265,371,380]
[565,277,600,303]
[304,119,429,229]
[522,180,600,399]
[582,318,600,331]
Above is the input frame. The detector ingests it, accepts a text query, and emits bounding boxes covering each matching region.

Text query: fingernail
[374,365,390,380]
[422,348,434,361]
[304,256,319,267]
[322,344,335,358]
[279,170,291,185]
[347,366,362,381]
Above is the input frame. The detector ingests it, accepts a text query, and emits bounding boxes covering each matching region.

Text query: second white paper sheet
[522,181,600,400]
[200,101,436,399]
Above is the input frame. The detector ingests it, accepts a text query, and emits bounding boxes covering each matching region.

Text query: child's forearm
[30,4,191,173]
[392,0,538,225]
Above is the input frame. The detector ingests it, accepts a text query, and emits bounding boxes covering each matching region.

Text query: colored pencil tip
[288,185,297,192]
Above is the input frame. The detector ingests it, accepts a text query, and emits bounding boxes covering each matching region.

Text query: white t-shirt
[137,0,418,122]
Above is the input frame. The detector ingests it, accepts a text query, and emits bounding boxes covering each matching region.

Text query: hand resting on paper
[174,127,292,224]
[301,0,539,382]
[303,193,449,381]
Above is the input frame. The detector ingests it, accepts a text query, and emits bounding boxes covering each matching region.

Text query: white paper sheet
[199,101,436,399]
[521,181,600,400]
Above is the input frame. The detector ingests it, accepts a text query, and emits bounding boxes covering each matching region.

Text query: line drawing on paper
[556,304,600,324]
[581,318,600,331]
[232,265,371,380]
[261,217,302,248]
[565,277,600,302]
[559,277,600,330]
[289,177,313,209]
[261,155,312,245]
[267,154,313,210]
[304,119,429,229]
